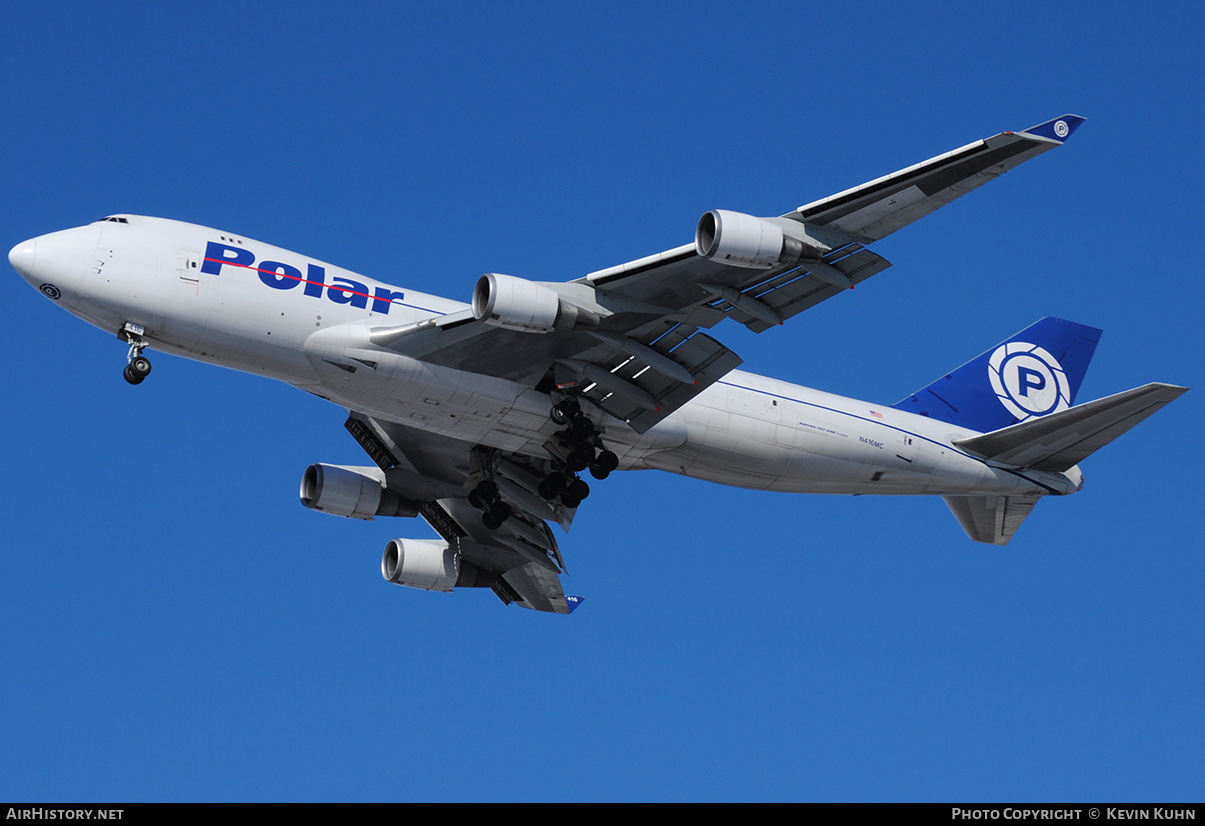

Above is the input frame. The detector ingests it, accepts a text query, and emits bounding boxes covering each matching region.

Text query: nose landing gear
[123,355,152,385]
[121,322,152,385]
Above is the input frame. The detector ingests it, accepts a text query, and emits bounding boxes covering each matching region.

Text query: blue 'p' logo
[988,342,1072,421]
[1016,366,1047,397]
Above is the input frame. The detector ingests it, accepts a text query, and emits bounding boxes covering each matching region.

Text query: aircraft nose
[9,238,36,279]
[8,224,102,297]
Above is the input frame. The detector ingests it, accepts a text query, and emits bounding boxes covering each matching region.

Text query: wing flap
[502,561,574,614]
[953,383,1188,472]
[703,245,891,333]
[565,323,743,433]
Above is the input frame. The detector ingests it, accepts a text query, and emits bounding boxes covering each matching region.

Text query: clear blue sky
[2,0,1202,802]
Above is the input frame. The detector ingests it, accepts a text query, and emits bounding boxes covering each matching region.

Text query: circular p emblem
[988,341,1071,421]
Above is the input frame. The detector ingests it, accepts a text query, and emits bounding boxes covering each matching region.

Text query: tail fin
[893,317,1102,433]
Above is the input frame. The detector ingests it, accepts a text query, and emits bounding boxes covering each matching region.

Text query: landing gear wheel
[485,501,511,527]
[566,478,590,502]
[538,472,566,501]
[471,480,499,504]
[129,355,152,380]
[122,364,144,385]
[589,464,610,480]
[567,444,595,472]
[594,449,618,473]
[568,416,595,440]
[551,397,581,425]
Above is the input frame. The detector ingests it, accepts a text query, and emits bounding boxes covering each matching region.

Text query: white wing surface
[375,116,1085,435]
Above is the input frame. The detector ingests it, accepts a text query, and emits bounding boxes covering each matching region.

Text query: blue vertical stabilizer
[892,318,1102,433]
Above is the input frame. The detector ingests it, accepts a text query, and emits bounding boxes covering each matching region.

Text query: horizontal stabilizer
[944,494,1041,545]
[953,383,1188,472]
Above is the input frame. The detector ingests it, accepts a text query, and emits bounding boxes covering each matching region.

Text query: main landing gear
[539,396,619,509]
[121,322,152,385]
[465,395,622,530]
[467,479,514,530]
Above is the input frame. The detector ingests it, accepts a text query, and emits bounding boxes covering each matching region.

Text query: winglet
[1019,114,1086,144]
[565,594,585,614]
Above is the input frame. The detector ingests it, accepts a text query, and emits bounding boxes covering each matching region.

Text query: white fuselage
[11,216,1075,501]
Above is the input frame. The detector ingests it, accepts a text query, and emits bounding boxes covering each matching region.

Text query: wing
[376,115,1084,434]
[345,412,583,615]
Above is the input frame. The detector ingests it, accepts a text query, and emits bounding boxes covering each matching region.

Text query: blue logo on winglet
[1023,114,1086,143]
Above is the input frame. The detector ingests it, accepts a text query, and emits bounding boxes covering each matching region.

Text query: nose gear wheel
[121,322,152,385]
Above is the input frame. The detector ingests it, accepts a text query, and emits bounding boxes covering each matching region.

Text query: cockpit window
[97,216,129,224]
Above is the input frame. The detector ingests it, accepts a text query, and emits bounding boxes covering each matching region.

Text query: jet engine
[695,209,828,269]
[471,272,597,333]
[299,463,418,520]
[381,538,494,592]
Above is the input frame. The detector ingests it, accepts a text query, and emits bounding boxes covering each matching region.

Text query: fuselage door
[176,247,204,293]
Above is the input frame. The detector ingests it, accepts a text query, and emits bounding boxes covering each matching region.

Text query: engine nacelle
[381,538,494,592]
[381,539,459,592]
[471,273,596,333]
[695,209,828,269]
[299,464,418,520]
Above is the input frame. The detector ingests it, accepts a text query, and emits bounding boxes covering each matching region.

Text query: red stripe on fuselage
[202,257,398,305]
